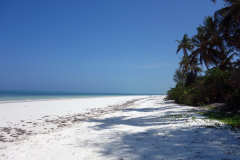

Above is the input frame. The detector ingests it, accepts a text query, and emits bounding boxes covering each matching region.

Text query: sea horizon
[0,90,161,101]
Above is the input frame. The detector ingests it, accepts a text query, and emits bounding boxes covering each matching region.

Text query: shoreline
[0,95,148,149]
[0,95,151,104]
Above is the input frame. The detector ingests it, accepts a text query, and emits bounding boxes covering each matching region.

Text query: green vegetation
[166,0,240,108]
[166,0,240,128]
[167,67,239,107]
[194,105,240,128]
[201,111,240,128]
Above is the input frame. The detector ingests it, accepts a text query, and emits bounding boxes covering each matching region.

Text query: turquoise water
[0,90,151,101]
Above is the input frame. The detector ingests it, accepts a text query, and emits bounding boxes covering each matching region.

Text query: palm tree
[218,48,238,71]
[176,34,194,56]
[204,16,223,50]
[179,55,202,76]
[213,0,240,50]
[179,55,191,75]
[190,16,223,70]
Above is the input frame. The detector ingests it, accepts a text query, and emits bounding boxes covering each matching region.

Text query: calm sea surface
[0,90,151,101]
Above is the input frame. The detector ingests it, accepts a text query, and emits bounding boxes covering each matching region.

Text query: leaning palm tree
[176,34,194,56]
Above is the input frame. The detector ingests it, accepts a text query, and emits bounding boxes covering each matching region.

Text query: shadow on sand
[73,99,240,159]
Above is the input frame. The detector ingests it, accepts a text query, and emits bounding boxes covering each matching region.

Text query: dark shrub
[176,81,185,88]
[227,90,240,110]
[204,68,233,103]
[185,72,197,87]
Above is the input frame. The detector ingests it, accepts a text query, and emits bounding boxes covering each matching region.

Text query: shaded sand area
[1,96,240,159]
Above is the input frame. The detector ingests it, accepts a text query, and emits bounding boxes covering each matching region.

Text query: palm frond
[176,46,182,54]
[211,0,217,4]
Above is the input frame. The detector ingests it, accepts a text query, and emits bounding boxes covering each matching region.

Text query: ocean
[0,90,151,101]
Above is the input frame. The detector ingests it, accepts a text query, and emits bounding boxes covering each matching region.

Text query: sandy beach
[0,96,147,148]
[0,95,240,159]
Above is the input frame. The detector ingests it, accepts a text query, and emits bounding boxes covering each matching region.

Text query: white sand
[1,95,240,159]
[0,96,147,148]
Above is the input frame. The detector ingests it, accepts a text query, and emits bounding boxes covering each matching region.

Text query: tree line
[166,0,240,110]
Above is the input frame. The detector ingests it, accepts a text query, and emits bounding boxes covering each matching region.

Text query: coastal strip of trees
[166,0,240,110]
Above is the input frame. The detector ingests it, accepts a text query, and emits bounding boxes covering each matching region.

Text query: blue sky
[0,0,224,94]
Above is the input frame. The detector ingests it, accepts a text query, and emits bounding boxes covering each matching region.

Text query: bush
[175,81,185,88]
[204,67,233,103]
[166,67,237,106]
[166,87,184,103]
